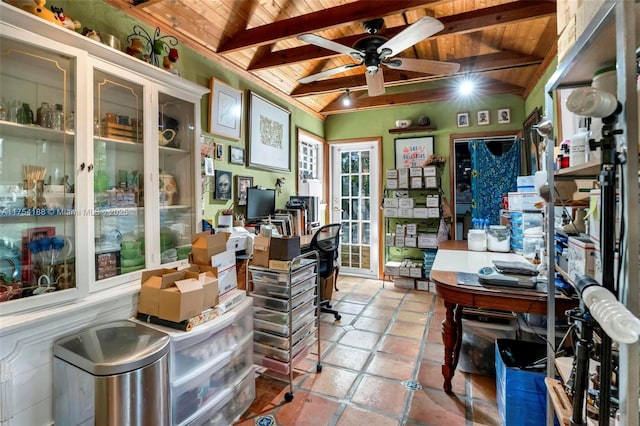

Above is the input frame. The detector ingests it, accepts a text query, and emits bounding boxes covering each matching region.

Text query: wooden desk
[430,240,578,393]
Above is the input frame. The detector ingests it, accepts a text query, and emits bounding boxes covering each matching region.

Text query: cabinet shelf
[388,125,437,134]
[0,120,74,142]
[554,160,600,179]
[95,136,143,152]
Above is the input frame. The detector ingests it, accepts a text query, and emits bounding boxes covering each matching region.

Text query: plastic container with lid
[522,227,544,260]
[487,225,510,252]
[467,229,487,252]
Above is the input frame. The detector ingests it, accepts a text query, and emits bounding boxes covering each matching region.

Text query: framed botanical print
[248,91,291,172]
[209,78,243,140]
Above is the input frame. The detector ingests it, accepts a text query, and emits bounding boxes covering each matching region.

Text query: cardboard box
[138,268,183,316]
[424,176,437,188]
[385,233,395,246]
[426,195,439,207]
[413,208,428,218]
[398,168,409,178]
[386,169,398,178]
[404,236,417,248]
[384,261,402,276]
[387,179,398,189]
[398,208,413,218]
[383,207,398,217]
[383,198,399,208]
[410,177,422,189]
[409,167,423,177]
[211,250,238,295]
[191,232,229,265]
[158,278,204,322]
[405,224,417,235]
[567,236,596,284]
[252,236,271,267]
[198,271,219,309]
[270,236,301,260]
[398,176,409,188]
[398,198,415,208]
[395,224,406,236]
[268,258,302,271]
[423,165,437,176]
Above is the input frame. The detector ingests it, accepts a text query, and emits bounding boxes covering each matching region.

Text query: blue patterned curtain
[469,139,520,225]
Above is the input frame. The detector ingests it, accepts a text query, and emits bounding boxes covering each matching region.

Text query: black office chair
[310,223,342,321]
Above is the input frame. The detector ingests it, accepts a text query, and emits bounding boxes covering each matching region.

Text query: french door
[330,140,380,278]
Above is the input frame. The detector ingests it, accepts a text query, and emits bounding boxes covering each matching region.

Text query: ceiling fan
[297,16,460,97]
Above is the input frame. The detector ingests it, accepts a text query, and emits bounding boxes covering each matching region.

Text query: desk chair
[310,223,342,321]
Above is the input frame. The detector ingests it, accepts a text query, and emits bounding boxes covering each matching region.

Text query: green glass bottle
[18,102,33,125]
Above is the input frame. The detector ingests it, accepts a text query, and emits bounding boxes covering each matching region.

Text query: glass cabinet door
[93,69,145,280]
[0,37,77,305]
[158,92,195,263]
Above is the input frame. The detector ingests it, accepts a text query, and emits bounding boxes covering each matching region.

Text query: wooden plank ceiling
[104,0,557,119]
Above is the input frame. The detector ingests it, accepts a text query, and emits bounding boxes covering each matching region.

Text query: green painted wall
[55,0,324,224]
[525,58,558,119]
[325,92,526,200]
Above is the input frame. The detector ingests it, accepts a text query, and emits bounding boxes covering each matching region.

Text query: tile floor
[235,276,501,426]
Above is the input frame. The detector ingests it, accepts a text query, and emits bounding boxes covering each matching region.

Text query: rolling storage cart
[247,251,322,402]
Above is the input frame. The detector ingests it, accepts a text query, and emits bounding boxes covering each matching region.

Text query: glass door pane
[93,69,144,279]
[158,92,194,262]
[0,37,76,300]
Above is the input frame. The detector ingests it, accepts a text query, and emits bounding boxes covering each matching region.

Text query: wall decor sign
[394,136,435,169]
[248,91,291,172]
[209,78,243,140]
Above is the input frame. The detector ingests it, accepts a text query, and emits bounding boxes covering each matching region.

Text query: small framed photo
[229,146,245,165]
[457,112,469,128]
[214,143,224,160]
[477,110,489,125]
[236,175,253,206]
[498,108,511,124]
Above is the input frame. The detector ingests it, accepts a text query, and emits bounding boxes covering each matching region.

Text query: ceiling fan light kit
[297,16,460,97]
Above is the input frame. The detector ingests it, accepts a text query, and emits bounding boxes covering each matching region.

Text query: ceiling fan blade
[377,16,444,59]
[385,58,460,75]
[298,63,362,84]
[298,33,363,60]
[366,69,385,97]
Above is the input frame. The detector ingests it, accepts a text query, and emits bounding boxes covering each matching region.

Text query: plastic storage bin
[459,314,517,376]
[252,286,316,312]
[253,298,315,325]
[495,339,558,426]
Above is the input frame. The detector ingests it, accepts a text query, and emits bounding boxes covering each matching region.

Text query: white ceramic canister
[467,229,487,252]
[487,225,510,252]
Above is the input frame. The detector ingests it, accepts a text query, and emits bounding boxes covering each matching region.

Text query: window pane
[350,222,359,244]
[351,199,359,221]
[350,151,359,173]
[362,174,370,196]
[351,176,359,196]
[362,223,370,244]
[341,199,350,220]
[362,151,370,172]
[362,199,370,220]
[341,152,349,173]
[341,176,349,196]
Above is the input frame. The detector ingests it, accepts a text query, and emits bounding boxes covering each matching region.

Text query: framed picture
[457,112,469,128]
[214,143,224,161]
[394,136,435,169]
[477,110,490,125]
[214,169,232,200]
[209,78,243,140]
[229,146,245,165]
[498,108,511,124]
[235,175,253,206]
[248,91,291,172]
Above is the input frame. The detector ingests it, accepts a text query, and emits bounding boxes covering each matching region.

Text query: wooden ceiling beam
[290,51,542,97]
[320,80,524,115]
[218,0,437,53]
[248,1,556,70]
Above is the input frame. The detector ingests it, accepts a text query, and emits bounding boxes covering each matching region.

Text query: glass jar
[52,104,64,130]
[522,231,544,260]
[37,102,53,128]
[17,102,33,125]
[467,229,487,252]
[487,225,510,252]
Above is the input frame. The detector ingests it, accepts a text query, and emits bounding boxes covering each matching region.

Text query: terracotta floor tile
[422,341,445,363]
[275,390,341,425]
[396,310,429,324]
[378,334,421,358]
[338,329,381,350]
[402,300,430,312]
[299,364,358,399]
[323,344,372,371]
[470,374,497,402]
[334,300,367,315]
[340,292,375,304]
[352,316,389,333]
[318,322,346,342]
[369,297,402,310]
[470,398,501,425]
[361,305,396,320]
[337,405,400,426]
[351,375,410,417]
[407,387,467,425]
[426,325,444,344]
[405,292,435,303]
[366,352,416,381]
[377,288,407,299]
[387,321,425,339]
[417,361,466,396]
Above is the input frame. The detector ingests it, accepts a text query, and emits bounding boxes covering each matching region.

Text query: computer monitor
[246,187,276,221]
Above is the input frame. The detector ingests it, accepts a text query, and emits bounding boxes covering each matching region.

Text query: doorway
[329,139,381,278]
[450,135,520,239]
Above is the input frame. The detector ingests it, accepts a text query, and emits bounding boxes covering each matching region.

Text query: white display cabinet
[0,5,208,315]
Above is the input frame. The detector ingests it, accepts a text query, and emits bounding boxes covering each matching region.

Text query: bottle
[17,102,33,125]
[52,104,64,130]
[570,127,588,167]
[37,102,53,128]
[560,144,570,168]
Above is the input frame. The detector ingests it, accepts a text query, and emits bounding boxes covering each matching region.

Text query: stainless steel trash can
[53,320,170,426]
